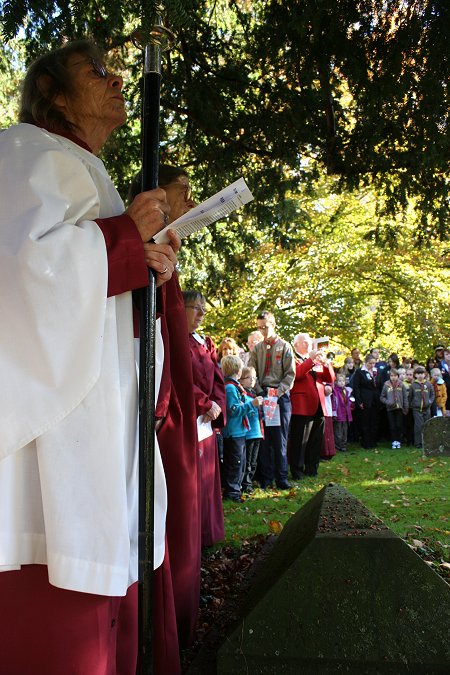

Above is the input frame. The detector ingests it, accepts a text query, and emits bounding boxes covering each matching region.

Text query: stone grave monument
[188,484,450,674]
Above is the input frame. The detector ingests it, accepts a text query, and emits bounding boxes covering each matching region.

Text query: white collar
[191,331,205,345]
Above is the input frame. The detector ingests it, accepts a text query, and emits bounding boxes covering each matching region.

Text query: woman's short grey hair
[19,40,102,132]
[182,290,206,306]
[247,330,263,341]
[293,333,311,345]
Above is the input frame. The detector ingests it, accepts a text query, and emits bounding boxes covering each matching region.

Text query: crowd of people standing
[212,327,450,501]
[343,345,449,450]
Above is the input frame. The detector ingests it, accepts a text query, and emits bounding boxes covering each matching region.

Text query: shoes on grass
[276,482,292,490]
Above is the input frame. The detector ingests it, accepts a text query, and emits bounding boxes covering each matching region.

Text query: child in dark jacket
[221,356,263,501]
[331,373,353,452]
[407,366,435,448]
[239,366,264,494]
[380,368,408,448]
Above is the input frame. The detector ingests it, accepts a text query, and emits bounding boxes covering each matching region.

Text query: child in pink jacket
[332,372,353,452]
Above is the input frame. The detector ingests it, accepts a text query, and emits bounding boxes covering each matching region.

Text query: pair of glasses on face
[182,185,192,202]
[165,182,192,202]
[89,57,108,78]
[70,57,108,78]
[186,304,206,314]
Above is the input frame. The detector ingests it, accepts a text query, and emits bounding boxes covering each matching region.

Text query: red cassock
[0,173,171,674]
[154,273,201,654]
[105,226,197,672]
[318,366,336,459]
[189,334,226,547]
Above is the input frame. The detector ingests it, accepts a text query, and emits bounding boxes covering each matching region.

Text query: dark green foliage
[1,0,448,349]
[2,0,447,238]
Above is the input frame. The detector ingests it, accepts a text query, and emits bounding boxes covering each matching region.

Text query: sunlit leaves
[192,174,449,358]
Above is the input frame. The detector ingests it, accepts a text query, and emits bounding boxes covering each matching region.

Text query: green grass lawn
[222,444,450,562]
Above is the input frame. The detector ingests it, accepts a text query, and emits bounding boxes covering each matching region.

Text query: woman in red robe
[130,167,202,667]
[0,41,177,675]
[183,291,226,547]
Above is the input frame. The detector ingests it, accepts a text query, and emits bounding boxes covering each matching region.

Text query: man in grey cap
[434,344,446,367]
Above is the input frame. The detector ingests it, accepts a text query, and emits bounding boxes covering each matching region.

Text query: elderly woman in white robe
[0,40,178,674]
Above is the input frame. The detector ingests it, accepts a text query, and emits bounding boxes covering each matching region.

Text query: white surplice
[0,124,166,596]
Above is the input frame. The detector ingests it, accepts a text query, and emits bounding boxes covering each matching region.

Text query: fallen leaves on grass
[407,536,450,583]
[181,535,270,671]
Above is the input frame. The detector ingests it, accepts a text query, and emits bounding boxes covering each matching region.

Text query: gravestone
[423,416,450,456]
[188,484,450,674]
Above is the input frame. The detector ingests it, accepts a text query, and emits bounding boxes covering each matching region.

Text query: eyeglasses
[90,57,108,78]
[165,182,192,202]
[70,57,108,78]
[185,304,206,314]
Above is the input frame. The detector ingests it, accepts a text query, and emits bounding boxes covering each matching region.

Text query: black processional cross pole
[136,7,173,673]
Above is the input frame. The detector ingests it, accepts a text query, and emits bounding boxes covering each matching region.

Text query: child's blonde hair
[221,355,243,377]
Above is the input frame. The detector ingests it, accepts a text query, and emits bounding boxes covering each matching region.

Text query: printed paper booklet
[153,177,254,245]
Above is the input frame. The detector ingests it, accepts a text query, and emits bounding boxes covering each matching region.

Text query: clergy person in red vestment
[183,291,227,547]
[130,166,204,663]
[0,41,179,674]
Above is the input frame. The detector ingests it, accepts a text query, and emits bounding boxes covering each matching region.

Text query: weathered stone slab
[423,416,450,456]
[188,484,450,674]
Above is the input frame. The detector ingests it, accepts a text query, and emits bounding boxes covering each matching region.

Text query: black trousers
[242,438,261,490]
[387,409,403,443]
[257,393,291,486]
[403,409,414,445]
[288,402,324,478]
[359,405,379,449]
[222,436,246,499]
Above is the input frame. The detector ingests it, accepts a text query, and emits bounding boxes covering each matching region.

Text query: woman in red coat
[183,291,227,547]
[288,333,334,477]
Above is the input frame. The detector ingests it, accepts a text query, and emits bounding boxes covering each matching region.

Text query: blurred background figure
[241,330,264,366]
[217,337,240,365]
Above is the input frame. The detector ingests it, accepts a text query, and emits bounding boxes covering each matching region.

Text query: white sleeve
[0,125,109,458]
